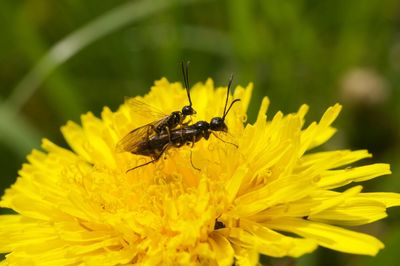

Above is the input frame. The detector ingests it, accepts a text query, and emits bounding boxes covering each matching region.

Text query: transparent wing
[125,97,168,121]
[116,121,161,153]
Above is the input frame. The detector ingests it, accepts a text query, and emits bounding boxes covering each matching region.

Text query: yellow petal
[309,199,387,226]
[226,220,317,257]
[265,218,384,255]
[298,149,372,171]
[209,232,235,266]
[318,164,391,189]
[356,192,400,207]
[306,104,341,150]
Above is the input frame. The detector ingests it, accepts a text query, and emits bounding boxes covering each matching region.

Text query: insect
[116,61,196,153]
[124,75,240,172]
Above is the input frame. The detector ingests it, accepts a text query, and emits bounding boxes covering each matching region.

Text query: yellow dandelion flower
[1,78,400,265]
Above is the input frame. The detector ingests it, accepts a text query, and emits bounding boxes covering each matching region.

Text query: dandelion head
[1,78,400,265]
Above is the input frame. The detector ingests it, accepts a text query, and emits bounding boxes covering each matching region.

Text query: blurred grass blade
[0,102,41,157]
[6,0,196,113]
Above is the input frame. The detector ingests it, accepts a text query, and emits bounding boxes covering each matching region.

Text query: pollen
[1,78,399,265]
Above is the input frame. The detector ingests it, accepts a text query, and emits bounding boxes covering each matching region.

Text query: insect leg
[191,135,197,148]
[181,116,193,126]
[187,135,200,171]
[147,125,157,140]
[190,150,200,171]
[185,135,196,147]
[126,144,170,173]
[166,127,172,143]
[211,132,238,148]
[126,159,156,173]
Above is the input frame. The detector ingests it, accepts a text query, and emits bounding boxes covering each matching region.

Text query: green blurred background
[1,0,399,265]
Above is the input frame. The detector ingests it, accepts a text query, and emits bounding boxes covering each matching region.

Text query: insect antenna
[181,61,193,107]
[222,74,233,118]
[222,74,241,120]
[223,99,241,120]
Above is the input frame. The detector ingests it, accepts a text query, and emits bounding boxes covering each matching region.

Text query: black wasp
[123,75,240,172]
[116,62,196,153]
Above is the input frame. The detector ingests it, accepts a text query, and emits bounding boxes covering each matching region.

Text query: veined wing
[117,98,173,153]
[116,120,164,153]
[124,97,168,121]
